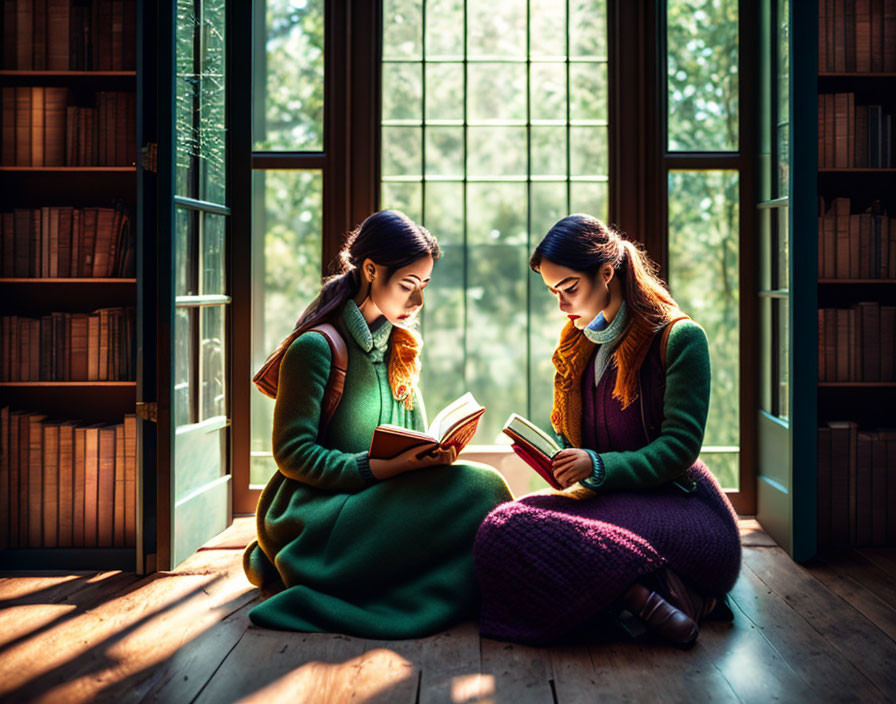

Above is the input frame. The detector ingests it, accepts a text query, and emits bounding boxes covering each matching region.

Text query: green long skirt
[243,461,513,638]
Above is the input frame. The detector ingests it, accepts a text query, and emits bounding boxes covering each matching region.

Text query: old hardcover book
[880,306,895,380]
[124,413,136,546]
[42,422,60,548]
[0,407,7,549]
[87,312,99,380]
[30,86,43,167]
[27,413,47,547]
[834,0,846,71]
[15,0,32,70]
[858,301,880,381]
[113,423,125,546]
[48,206,58,278]
[47,0,70,70]
[872,0,885,71]
[70,313,88,380]
[84,424,100,547]
[857,0,872,71]
[835,92,849,168]
[871,433,887,544]
[824,94,836,169]
[15,86,31,166]
[1,86,13,165]
[886,0,896,70]
[44,87,67,167]
[823,202,836,278]
[818,426,832,548]
[57,422,74,547]
[834,197,851,279]
[98,308,109,380]
[836,308,850,381]
[58,206,72,278]
[851,214,864,279]
[73,425,86,546]
[818,309,826,381]
[93,208,115,276]
[8,412,21,546]
[81,208,96,276]
[856,432,873,545]
[855,105,868,168]
[70,208,80,276]
[502,413,564,490]
[369,392,485,460]
[97,425,116,546]
[828,420,857,547]
[17,412,30,544]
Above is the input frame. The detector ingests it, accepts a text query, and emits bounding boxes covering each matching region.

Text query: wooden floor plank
[198,516,256,551]
[739,518,778,547]
[805,559,896,644]
[347,643,419,704]
[738,548,891,700]
[193,628,367,704]
[699,596,816,703]
[855,547,896,582]
[0,550,256,704]
[819,550,896,612]
[480,637,555,703]
[550,644,605,703]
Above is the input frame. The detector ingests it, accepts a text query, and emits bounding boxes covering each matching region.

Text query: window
[664,0,743,491]
[380,0,610,442]
[249,0,325,487]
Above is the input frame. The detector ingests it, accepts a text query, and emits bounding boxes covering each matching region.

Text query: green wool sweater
[244,300,513,638]
[579,319,712,494]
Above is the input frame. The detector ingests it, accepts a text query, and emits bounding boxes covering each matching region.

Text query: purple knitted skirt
[473,460,741,644]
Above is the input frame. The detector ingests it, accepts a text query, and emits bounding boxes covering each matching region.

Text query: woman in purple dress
[474,214,741,648]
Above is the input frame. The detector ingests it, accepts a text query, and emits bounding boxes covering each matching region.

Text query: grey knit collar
[582,300,628,346]
[343,299,392,355]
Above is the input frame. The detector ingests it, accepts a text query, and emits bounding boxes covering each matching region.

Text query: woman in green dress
[243,209,513,638]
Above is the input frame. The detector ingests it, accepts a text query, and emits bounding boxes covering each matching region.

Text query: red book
[97,425,116,546]
[502,414,564,490]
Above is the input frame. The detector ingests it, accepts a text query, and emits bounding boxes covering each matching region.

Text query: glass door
[756,0,817,560]
[167,0,231,568]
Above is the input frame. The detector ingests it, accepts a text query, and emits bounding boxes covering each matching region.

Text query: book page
[502,413,562,458]
[426,391,482,442]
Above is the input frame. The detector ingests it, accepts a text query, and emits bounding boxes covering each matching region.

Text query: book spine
[42,423,60,548]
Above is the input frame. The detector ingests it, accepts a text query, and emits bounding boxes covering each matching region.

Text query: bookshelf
[816,0,896,551]
[0,0,139,571]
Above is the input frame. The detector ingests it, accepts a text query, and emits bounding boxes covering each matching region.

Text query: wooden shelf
[0,278,137,284]
[818,72,896,78]
[818,382,896,388]
[0,166,135,172]
[818,278,896,284]
[0,70,136,77]
[0,381,136,387]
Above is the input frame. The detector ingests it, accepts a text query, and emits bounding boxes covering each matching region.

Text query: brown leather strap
[660,315,691,371]
[308,323,347,431]
[251,322,348,433]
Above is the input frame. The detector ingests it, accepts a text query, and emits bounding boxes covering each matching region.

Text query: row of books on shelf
[1,0,136,71]
[0,205,133,277]
[818,0,896,73]
[818,303,896,382]
[818,422,896,548]
[818,93,893,169]
[818,198,896,278]
[1,87,136,166]
[0,408,137,550]
[0,307,135,382]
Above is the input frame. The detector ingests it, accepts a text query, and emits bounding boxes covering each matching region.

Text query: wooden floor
[1,518,895,703]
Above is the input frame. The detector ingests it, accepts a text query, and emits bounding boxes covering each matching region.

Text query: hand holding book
[502,413,593,489]
[368,392,485,462]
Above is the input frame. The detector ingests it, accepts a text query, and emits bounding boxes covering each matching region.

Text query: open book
[368,392,486,461]
[502,413,564,490]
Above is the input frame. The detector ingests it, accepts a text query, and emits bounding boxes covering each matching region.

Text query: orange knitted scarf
[388,327,422,410]
[550,312,661,448]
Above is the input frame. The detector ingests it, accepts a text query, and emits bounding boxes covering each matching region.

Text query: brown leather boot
[622,580,699,649]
